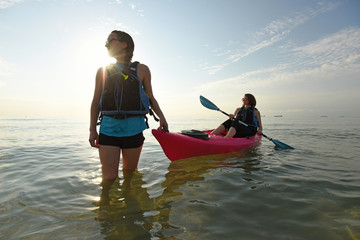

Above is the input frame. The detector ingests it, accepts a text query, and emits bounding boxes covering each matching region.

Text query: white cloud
[129,2,136,9]
[93,17,141,35]
[197,27,360,112]
[0,58,15,88]
[0,57,15,76]
[128,2,145,17]
[205,1,341,74]
[0,0,22,9]
[196,61,360,116]
[292,27,360,68]
[137,9,144,17]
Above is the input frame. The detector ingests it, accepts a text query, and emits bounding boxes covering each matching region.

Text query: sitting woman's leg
[225,121,252,138]
[224,127,236,138]
[211,119,232,135]
[211,124,226,135]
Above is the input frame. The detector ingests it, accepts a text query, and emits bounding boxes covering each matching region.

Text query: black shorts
[222,119,255,138]
[99,132,145,149]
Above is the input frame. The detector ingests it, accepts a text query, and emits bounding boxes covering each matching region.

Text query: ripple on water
[1,117,359,239]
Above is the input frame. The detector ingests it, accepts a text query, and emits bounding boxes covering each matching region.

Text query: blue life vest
[235,107,258,129]
[100,61,150,118]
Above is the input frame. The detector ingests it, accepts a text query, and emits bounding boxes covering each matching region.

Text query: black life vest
[235,107,258,129]
[100,61,150,118]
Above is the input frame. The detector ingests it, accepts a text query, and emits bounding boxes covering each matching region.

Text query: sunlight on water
[0,117,359,239]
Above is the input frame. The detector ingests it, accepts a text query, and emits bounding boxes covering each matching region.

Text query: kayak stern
[152,129,261,161]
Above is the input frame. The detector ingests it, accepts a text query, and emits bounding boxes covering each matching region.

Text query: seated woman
[211,93,262,138]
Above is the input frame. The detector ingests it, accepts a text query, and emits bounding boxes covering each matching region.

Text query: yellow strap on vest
[121,72,129,80]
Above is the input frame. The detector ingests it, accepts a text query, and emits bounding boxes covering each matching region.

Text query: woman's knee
[225,127,236,138]
[122,146,143,170]
[99,145,121,179]
[222,119,232,129]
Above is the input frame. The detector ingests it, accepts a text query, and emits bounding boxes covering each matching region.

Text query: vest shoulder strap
[122,61,139,75]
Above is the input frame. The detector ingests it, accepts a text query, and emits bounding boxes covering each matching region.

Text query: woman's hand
[158,118,169,132]
[89,131,100,148]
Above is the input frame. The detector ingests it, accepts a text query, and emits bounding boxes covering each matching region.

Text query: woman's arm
[254,109,263,135]
[139,64,168,131]
[229,108,241,119]
[89,67,103,147]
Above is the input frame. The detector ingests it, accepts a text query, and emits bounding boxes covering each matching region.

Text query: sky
[0,0,359,120]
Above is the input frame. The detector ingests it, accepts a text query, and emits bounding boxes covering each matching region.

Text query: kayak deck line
[152,129,262,161]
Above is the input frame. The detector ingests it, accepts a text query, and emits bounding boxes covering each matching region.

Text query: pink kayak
[152,129,262,161]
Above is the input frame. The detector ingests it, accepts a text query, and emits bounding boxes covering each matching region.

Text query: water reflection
[92,149,264,239]
[153,148,264,238]
[93,170,154,240]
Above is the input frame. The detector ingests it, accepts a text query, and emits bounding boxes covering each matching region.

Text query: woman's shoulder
[137,62,150,72]
[95,67,105,83]
[96,66,104,74]
[136,62,151,82]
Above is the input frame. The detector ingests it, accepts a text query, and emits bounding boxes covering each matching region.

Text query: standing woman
[211,93,262,138]
[89,30,168,180]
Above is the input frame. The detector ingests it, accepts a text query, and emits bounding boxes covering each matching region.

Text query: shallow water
[0,116,359,240]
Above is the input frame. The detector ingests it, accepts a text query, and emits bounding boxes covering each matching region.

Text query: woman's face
[105,33,126,58]
[242,95,249,104]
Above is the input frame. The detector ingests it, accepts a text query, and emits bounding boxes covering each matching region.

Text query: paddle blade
[272,139,294,149]
[200,95,219,111]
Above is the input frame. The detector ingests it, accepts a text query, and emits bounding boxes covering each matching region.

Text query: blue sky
[0,0,359,119]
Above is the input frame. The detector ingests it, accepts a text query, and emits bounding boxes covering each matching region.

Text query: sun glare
[76,34,114,70]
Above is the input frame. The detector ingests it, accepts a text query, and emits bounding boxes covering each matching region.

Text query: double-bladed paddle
[200,95,294,149]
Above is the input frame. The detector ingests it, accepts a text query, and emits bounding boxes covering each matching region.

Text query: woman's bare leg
[122,145,143,171]
[211,125,226,135]
[225,127,236,138]
[99,145,121,180]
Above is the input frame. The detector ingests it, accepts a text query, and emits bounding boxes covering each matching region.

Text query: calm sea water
[0,116,359,240]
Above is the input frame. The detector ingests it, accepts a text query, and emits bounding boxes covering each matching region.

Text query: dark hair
[245,93,256,107]
[112,30,135,64]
